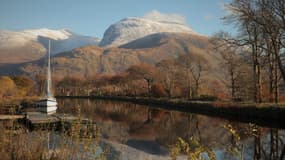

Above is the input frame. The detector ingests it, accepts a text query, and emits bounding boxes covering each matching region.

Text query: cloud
[143,10,186,25]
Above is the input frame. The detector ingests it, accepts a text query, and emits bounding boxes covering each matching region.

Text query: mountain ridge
[0,28,100,64]
[99,17,198,47]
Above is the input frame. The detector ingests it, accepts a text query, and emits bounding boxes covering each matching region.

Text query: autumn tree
[0,76,16,98]
[11,75,34,96]
[108,73,129,96]
[151,82,167,97]
[127,64,157,97]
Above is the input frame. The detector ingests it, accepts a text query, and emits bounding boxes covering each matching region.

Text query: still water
[57,98,285,160]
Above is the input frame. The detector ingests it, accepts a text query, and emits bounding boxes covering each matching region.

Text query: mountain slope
[119,32,209,50]
[99,17,197,47]
[0,28,100,64]
[14,33,221,80]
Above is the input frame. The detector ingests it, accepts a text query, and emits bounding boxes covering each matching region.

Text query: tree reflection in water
[57,98,285,159]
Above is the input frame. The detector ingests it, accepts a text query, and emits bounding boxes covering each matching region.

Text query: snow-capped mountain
[0,28,100,54]
[99,17,197,47]
[0,28,100,63]
[22,28,72,40]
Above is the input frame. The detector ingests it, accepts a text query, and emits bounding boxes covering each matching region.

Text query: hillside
[13,32,222,80]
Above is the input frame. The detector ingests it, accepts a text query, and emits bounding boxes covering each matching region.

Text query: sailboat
[37,40,57,114]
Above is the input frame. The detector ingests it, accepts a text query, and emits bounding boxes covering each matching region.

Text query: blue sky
[0,0,233,38]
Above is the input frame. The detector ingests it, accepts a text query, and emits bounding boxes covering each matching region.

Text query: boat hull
[36,98,58,114]
[38,105,57,115]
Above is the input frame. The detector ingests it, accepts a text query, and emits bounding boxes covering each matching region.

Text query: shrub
[151,83,167,97]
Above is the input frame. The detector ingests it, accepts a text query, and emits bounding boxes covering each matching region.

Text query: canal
[55,98,285,159]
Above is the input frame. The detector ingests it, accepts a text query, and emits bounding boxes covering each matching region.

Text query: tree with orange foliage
[151,82,167,97]
[0,76,16,98]
[11,75,34,96]
[127,64,157,97]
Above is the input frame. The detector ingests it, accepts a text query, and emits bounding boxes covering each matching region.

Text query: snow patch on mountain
[22,28,72,40]
[0,28,100,54]
[100,11,198,47]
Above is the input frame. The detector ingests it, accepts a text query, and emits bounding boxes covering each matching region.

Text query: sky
[0,0,233,38]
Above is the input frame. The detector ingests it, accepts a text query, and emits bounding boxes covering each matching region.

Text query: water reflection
[57,98,285,159]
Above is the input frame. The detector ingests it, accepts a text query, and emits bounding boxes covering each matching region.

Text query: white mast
[37,39,57,114]
[47,40,51,98]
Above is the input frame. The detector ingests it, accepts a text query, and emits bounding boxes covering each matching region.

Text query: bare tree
[178,54,207,98]
[178,54,193,99]
[224,0,285,103]
[224,0,267,102]
[190,60,203,97]
[156,59,179,98]
[212,32,251,100]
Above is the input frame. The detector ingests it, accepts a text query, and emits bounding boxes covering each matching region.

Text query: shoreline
[56,95,285,129]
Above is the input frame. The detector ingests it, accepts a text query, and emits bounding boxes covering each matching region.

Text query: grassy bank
[57,96,285,129]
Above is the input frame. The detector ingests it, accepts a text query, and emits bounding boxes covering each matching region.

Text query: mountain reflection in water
[57,98,285,159]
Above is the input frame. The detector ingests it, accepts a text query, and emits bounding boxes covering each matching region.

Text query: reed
[0,106,105,160]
